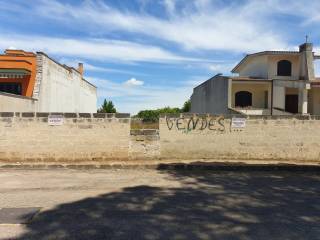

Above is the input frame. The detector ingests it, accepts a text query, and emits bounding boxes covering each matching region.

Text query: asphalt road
[0,168,319,240]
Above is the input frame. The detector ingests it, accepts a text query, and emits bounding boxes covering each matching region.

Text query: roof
[3,49,36,57]
[232,51,300,73]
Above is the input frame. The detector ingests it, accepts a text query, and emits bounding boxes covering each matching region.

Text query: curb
[1,163,320,171]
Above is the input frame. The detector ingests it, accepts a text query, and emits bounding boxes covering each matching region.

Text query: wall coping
[2,112,320,120]
[0,112,130,118]
[160,113,318,120]
[0,92,38,101]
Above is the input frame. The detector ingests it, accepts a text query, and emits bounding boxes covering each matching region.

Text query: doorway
[285,94,298,114]
[235,91,252,108]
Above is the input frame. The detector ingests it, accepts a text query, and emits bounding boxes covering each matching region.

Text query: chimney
[299,42,313,52]
[299,42,315,81]
[78,63,84,76]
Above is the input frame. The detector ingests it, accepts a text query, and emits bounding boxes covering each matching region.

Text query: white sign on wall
[231,118,246,128]
[48,115,64,126]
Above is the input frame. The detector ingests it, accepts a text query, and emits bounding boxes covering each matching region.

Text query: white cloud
[208,63,236,74]
[124,78,144,87]
[88,76,193,114]
[59,59,147,76]
[163,0,176,15]
[2,0,320,54]
[183,75,210,87]
[263,0,320,25]
[0,34,203,63]
[28,0,291,52]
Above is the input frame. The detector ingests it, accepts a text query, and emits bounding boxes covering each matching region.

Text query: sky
[0,0,320,114]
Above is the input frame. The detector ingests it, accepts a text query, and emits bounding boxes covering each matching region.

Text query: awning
[0,69,31,78]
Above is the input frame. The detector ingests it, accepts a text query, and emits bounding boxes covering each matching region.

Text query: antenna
[305,35,309,43]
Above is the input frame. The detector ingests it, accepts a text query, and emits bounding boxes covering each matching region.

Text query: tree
[98,99,117,113]
[182,99,191,113]
[136,107,181,122]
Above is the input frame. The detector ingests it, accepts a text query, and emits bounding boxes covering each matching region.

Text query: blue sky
[0,0,320,113]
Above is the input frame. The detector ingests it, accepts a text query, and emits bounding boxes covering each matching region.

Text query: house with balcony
[0,49,97,113]
[191,42,320,115]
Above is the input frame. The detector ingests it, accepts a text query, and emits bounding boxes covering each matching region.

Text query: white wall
[79,80,97,113]
[36,54,97,113]
[0,92,37,112]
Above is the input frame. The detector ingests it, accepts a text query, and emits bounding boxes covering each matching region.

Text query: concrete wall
[0,92,37,112]
[309,88,320,114]
[159,115,320,162]
[130,129,160,160]
[238,54,301,80]
[0,113,130,162]
[239,55,269,78]
[268,55,300,80]
[231,82,271,109]
[273,86,285,110]
[191,76,230,114]
[35,53,97,113]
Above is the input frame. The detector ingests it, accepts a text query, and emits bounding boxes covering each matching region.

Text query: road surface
[0,168,319,240]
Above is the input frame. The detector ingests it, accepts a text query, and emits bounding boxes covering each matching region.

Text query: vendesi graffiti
[165,116,226,132]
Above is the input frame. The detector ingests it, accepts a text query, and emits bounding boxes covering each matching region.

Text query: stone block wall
[0,113,130,162]
[129,129,160,160]
[160,114,320,162]
[2,112,320,164]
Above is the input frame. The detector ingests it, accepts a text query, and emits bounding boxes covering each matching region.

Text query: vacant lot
[0,169,319,240]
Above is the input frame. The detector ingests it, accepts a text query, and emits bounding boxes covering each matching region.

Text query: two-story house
[191,42,320,115]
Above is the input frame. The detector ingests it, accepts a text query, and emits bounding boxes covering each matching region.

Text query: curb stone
[1,163,320,171]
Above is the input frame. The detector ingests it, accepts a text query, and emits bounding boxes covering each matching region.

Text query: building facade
[0,49,97,113]
[191,42,320,115]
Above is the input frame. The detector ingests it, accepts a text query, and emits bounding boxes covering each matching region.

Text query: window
[277,60,292,76]
[235,91,252,108]
[0,83,22,95]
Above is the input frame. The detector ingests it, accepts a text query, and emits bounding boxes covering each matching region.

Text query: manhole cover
[0,208,41,224]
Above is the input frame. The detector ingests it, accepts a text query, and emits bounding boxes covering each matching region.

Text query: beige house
[191,42,320,115]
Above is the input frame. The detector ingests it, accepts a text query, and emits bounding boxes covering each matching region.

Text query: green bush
[136,107,181,122]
